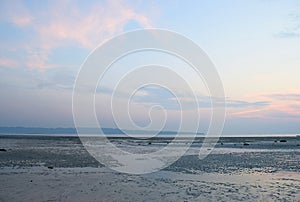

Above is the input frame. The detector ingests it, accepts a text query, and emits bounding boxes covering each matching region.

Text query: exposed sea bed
[1,135,300,201]
[0,135,299,174]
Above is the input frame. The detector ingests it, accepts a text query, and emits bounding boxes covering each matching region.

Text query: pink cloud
[2,0,153,70]
[228,91,300,120]
[35,1,152,49]
[0,57,19,68]
[11,13,32,27]
[0,1,33,27]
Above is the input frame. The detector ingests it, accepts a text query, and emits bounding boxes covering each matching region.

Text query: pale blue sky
[0,0,300,134]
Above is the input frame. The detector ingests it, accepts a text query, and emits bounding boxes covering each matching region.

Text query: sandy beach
[0,135,299,201]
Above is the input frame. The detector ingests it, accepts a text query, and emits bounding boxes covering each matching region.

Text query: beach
[0,135,299,201]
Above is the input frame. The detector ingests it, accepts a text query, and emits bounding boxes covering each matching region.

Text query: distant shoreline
[0,133,298,138]
[0,127,298,137]
[0,127,204,135]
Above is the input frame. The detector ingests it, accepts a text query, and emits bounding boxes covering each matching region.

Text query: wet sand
[0,135,299,201]
[1,167,300,202]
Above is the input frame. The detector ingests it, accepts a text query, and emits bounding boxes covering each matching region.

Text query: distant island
[0,127,204,135]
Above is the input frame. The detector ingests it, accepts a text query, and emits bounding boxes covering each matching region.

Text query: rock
[47,166,54,169]
[148,142,152,145]
[0,148,7,152]
[266,169,276,173]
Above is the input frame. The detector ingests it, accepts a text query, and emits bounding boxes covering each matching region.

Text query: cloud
[131,86,181,110]
[226,100,270,108]
[0,0,153,70]
[0,57,19,68]
[229,92,300,120]
[275,31,300,38]
[96,85,270,110]
[33,1,151,50]
[267,93,300,100]
[266,93,300,118]
[229,109,267,118]
[0,1,33,27]
[275,13,300,38]
[36,68,77,91]
[96,86,114,95]
[25,50,57,70]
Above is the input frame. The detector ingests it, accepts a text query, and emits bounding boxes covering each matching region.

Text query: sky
[0,0,300,134]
